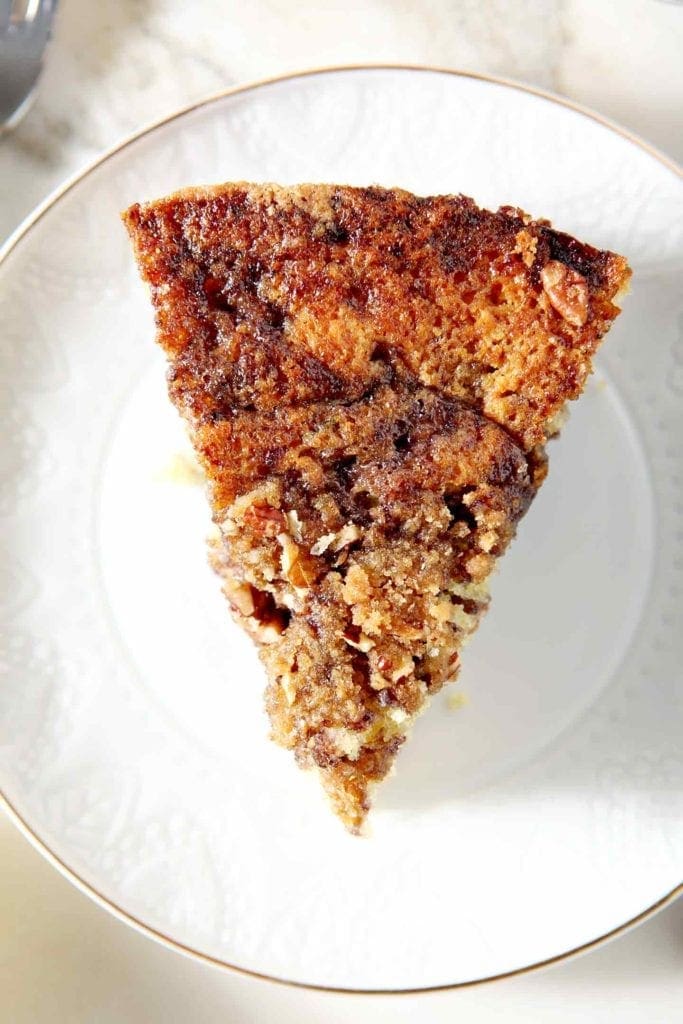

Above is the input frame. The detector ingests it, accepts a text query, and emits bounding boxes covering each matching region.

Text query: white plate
[1,67,681,992]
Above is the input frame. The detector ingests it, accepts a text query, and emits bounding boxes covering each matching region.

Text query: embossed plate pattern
[0,68,681,991]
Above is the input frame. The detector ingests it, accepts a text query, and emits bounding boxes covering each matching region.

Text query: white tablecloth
[2,1,681,1019]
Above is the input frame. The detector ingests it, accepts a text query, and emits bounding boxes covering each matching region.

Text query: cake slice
[123,184,630,831]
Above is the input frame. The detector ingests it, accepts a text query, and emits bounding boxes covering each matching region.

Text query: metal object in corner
[0,0,58,131]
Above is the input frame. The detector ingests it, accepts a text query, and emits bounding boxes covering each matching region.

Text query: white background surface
[1,1,681,1020]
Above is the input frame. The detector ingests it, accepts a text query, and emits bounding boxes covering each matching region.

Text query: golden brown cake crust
[123,183,630,830]
[124,182,628,460]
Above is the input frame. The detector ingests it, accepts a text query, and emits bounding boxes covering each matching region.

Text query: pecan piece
[541,260,589,327]
[222,576,256,617]
[250,618,286,644]
[243,503,286,537]
[278,533,317,590]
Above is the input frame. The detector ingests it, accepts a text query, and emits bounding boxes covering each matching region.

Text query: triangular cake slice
[123,184,630,831]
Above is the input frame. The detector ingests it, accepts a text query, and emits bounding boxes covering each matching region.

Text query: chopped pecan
[342,628,375,653]
[278,533,316,589]
[541,260,589,327]
[333,523,362,551]
[287,558,316,590]
[376,652,413,684]
[223,577,256,617]
[251,619,285,644]
[243,503,286,537]
[284,509,304,542]
[310,532,336,556]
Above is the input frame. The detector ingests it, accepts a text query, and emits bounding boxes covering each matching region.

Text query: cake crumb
[446,690,468,711]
